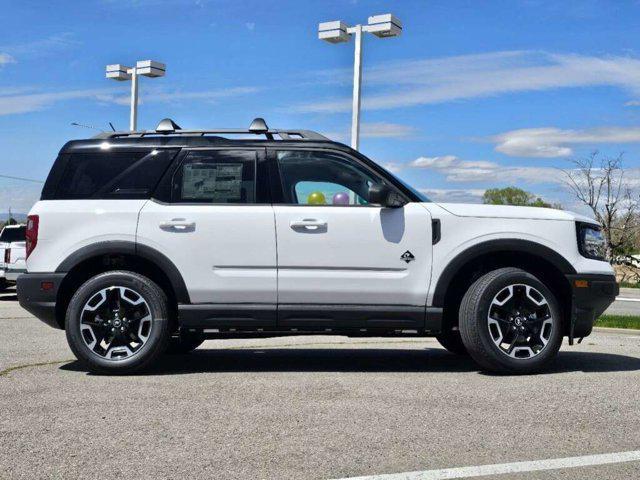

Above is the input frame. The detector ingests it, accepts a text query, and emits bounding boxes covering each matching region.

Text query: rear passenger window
[172,150,256,204]
[54,150,176,199]
[105,150,176,199]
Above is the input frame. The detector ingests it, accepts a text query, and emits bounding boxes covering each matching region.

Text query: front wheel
[459,267,563,374]
[65,271,172,374]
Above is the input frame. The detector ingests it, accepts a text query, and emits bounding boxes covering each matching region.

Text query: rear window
[0,226,26,243]
[53,150,176,199]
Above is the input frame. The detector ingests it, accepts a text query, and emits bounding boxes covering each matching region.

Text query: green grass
[596,315,640,330]
[619,281,640,289]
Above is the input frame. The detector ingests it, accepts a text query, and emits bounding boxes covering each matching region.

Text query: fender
[55,240,190,303]
[431,239,576,307]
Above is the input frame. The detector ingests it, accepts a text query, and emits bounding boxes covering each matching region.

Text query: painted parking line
[333,450,640,480]
[615,297,640,303]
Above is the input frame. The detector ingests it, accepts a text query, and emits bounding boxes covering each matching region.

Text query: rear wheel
[459,267,562,374]
[65,271,171,374]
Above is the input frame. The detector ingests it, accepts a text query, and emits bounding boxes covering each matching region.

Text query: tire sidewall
[473,270,563,372]
[65,271,170,373]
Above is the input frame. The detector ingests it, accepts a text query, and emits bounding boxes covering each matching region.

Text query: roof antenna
[71,122,104,132]
[109,122,116,132]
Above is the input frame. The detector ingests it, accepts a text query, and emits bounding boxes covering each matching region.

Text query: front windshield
[381,165,430,202]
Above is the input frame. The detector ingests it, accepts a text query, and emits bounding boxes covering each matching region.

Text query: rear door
[137,148,277,324]
[270,148,432,329]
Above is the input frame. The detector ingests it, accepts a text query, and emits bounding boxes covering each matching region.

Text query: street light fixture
[105,60,166,131]
[319,14,402,150]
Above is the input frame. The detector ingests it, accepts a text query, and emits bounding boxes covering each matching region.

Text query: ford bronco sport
[17,118,618,374]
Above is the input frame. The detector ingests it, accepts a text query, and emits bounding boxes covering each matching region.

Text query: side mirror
[368,184,405,208]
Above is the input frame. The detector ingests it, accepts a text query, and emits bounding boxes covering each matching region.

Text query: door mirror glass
[368,184,405,208]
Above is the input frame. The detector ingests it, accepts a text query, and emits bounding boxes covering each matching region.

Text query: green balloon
[307,191,326,205]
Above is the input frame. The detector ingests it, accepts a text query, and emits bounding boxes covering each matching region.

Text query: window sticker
[182,162,243,201]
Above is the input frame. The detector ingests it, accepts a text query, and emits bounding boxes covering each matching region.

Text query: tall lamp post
[106,60,166,131]
[318,14,402,150]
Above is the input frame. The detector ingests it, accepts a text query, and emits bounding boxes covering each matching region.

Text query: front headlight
[576,222,606,260]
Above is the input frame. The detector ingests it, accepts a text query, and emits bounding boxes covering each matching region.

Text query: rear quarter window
[52,150,176,199]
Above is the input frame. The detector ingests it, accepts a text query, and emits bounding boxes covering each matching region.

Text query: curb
[593,327,640,336]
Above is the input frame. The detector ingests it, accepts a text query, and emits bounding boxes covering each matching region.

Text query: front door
[137,148,277,324]
[271,148,432,328]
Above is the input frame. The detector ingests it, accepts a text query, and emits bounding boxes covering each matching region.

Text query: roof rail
[93,117,330,141]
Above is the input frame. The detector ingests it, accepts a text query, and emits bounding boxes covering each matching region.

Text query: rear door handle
[160,219,196,231]
[290,219,327,231]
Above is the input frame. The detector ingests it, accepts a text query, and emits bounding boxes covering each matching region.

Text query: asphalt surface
[1,287,640,480]
[605,287,640,316]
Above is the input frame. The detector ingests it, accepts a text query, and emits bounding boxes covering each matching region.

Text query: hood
[434,203,595,223]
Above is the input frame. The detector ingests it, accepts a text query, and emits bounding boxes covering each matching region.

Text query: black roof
[60,135,346,154]
[60,117,345,154]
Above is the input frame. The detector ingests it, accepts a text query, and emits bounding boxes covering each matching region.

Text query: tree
[482,187,560,209]
[562,152,638,260]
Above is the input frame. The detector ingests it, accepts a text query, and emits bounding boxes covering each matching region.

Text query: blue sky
[2,0,640,212]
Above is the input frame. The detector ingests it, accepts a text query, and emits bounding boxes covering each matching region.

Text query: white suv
[17,118,618,374]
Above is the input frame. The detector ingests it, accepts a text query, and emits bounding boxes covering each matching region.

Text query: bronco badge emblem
[400,251,415,263]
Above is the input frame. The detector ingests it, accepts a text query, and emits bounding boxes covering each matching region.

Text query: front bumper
[6,268,26,282]
[16,273,67,329]
[566,273,618,340]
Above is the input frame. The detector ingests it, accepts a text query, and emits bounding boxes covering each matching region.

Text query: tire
[65,271,172,374]
[166,331,205,354]
[436,329,468,355]
[459,267,563,374]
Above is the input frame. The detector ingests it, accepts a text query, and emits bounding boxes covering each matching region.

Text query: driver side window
[276,150,384,206]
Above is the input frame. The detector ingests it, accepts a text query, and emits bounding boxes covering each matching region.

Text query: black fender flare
[55,241,190,303]
[432,239,576,307]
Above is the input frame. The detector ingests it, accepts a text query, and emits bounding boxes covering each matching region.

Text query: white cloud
[361,122,417,138]
[382,162,403,173]
[411,155,495,170]
[0,33,79,60]
[409,154,561,184]
[492,126,640,158]
[147,86,259,103]
[0,86,259,116]
[322,122,417,142]
[420,188,486,204]
[245,22,256,31]
[0,89,109,116]
[0,53,15,66]
[292,50,640,113]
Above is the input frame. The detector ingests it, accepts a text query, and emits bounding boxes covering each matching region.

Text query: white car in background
[0,224,26,290]
[5,240,27,282]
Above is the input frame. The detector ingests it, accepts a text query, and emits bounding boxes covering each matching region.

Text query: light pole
[106,60,166,131]
[319,14,402,150]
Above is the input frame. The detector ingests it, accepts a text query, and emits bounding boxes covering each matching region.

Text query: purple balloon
[333,192,350,205]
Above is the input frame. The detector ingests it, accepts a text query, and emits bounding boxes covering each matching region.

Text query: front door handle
[160,219,196,231]
[290,219,327,231]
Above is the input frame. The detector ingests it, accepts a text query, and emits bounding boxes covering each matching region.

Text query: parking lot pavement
[606,287,640,316]
[1,290,640,480]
